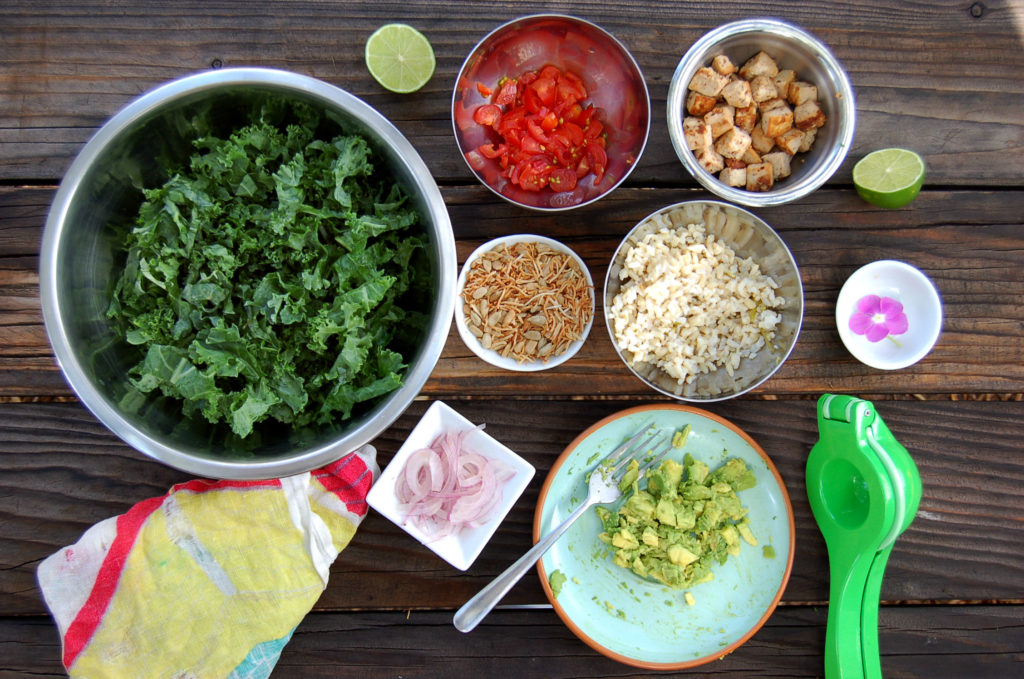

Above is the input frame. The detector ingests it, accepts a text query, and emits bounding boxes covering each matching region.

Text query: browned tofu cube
[741,146,763,165]
[773,70,796,97]
[686,91,718,116]
[688,66,729,97]
[763,151,792,180]
[734,104,758,132]
[697,146,725,174]
[683,116,713,151]
[798,128,817,153]
[745,162,774,191]
[794,100,827,130]
[704,104,735,138]
[739,51,779,79]
[712,54,737,76]
[750,125,776,154]
[721,78,753,108]
[757,97,787,113]
[788,81,818,106]
[775,128,804,155]
[720,166,747,187]
[749,75,778,103]
[761,104,794,137]
[715,127,752,159]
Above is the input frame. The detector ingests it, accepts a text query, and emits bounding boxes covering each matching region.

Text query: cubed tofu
[798,128,817,153]
[683,116,713,151]
[763,151,793,180]
[734,104,758,132]
[794,100,827,130]
[686,90,718,116]
[749,75,778,103]
[775,128,804,155]
[750,125,776,154]
[704,104,735,138]
[741,146,763,165]
[761,104,794,137]
[721,78,753,108]
[745,161,774,191]
[688,66,729,97]
[720,166,747,187]
[697,146,725,174]
[715,127,752,159]
[788,81,818,106]
[738,51,779,79]
[773,69,797,96]
[757,97,787,113]
[711,54,736,76]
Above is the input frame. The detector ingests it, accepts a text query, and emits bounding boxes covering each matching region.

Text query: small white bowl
[455,235,595,371]
[836,260,942,370]
[367,400,535,571]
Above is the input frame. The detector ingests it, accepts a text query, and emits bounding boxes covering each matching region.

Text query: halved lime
[365,23,435,93]
[852,148,926,209]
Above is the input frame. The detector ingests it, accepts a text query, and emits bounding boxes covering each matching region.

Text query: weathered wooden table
[2,1,1022,677]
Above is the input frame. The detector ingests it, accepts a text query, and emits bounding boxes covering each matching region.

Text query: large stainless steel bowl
[40,68,456,479]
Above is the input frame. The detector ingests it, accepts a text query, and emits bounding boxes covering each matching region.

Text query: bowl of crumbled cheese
[456,235,595,371]
[605,200,803,400]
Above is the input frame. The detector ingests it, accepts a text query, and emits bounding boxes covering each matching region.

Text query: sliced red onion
[394,425,516,541]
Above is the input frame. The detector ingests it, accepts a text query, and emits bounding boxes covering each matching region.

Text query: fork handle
[453,498,595,633]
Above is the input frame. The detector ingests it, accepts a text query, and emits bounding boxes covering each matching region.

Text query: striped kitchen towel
[37,445,378,679]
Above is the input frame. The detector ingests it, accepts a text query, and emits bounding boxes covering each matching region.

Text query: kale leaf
[107,103,427,439]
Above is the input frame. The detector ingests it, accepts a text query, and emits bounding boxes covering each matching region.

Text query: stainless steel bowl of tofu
[667,18,855,206]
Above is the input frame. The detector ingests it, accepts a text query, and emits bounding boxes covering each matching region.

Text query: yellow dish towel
[37,445,378,679]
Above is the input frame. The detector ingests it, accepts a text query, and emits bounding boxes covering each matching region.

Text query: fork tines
[603,422,670,477]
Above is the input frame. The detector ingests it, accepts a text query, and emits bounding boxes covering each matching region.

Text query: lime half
[365,23,435,93]
[852,148,926,209]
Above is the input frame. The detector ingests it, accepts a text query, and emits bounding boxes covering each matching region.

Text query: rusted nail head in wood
[970,2,985,17]
[210,58,223,69]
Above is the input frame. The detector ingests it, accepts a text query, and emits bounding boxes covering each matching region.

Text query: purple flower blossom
[849,295,909,343]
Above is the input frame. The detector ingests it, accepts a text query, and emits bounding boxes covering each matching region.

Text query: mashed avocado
[596,454,757,591]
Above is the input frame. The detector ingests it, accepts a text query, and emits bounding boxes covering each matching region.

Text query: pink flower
[849,295,909,343]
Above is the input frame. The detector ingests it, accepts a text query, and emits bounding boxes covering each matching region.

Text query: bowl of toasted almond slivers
[667,18,855,206]
[455,235,595,371]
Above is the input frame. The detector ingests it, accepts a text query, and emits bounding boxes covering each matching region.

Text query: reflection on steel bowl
[39,68,456,479]
[453,14,650,211]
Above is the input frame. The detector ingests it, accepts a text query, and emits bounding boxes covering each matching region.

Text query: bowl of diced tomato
[453,15,650,211]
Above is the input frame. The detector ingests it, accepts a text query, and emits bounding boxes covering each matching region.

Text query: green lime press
[806,394,922,679]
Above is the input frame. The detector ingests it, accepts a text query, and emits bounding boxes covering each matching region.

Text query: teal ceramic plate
[534,404,794,669]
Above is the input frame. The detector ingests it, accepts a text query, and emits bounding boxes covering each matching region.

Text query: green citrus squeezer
[807,394,922,679]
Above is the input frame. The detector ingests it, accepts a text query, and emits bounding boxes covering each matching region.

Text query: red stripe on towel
[171,478,282,494]
[313,453,372,516]
[62,494,165,669]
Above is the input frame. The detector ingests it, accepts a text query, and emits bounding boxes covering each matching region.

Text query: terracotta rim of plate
[532,403,796,670]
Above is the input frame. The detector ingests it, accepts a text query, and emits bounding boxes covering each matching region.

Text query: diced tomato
[494,79,518,106]
[477,143,506,159]
[472,104,502,128]
[530,77,558,108]
[476,82,493,97]
[467,65,611,194]
[586,142,607,184]
[548,167,577,192]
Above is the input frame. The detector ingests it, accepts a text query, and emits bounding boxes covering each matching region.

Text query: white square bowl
[367,400,536,570]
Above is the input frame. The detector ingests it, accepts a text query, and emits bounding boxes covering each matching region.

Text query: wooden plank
[2,399,1022,616]
[1,2,1022,184]
[2,605,1022,678]
[4,185,1022,397]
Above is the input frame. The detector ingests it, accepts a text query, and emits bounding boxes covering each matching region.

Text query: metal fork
[453,422,673,633]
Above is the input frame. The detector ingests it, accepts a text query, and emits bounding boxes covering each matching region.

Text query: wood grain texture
[1,1,1022,184]
[2,605,1022,678]
[4,185,1022,397]
[3,399,1022,616]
